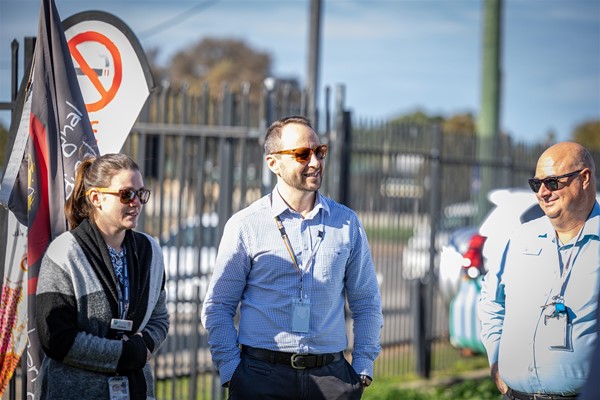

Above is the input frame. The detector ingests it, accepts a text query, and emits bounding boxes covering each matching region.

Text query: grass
[363,377,502,400]
[365,225,414,243]
[365,350,502,400]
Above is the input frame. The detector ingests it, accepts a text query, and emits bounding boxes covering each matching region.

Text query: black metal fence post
[411,278,427,377]
[338,110,351,207]
[326,84,346,202]
[413,123,442,379]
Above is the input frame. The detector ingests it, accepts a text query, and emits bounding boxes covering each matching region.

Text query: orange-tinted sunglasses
[270,144,328,163]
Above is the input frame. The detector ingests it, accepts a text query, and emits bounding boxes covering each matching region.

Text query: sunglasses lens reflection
[295,149,312,162]
[316,145,327,159]
[119,189,150,204]
[528,180,541,192]
[528,177,561,193]
[546,179,559,191]
[119,190,136,203]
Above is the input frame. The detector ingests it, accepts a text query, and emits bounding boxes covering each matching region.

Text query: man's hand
[490,362,508,394]
[360,375,372,387]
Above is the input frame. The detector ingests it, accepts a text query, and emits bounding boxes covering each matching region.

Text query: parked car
[402,202,477,281]
[442,188,543,354]
[438,226,483,305]
[439,188,544,303]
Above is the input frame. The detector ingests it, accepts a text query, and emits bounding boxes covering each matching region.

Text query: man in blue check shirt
[479,142,600,399]
[201,115,383,399]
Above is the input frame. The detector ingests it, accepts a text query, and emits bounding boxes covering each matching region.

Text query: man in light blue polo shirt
[479,142,600,400]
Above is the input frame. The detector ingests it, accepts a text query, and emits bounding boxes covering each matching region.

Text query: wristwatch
[360,374,372,387]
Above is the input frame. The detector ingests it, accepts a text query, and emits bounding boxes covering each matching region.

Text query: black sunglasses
[528,170,583,193]
[88,188,151,204]
[270,144,328,163]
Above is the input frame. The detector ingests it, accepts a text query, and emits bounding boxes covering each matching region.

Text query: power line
[138,0,221,39]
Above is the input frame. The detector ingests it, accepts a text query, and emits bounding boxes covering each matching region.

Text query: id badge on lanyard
[275,211,324,334]
[108,376,130,400]
[110,258,133,335]
[545,311,569,349]
[541,224,584,351]
[292,299,311,333]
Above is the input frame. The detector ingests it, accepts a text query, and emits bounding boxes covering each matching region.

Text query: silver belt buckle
[290,353,306,369]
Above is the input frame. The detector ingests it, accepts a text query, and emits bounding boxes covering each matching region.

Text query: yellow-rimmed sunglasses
[270,144,328,163]
[86,188,151,204]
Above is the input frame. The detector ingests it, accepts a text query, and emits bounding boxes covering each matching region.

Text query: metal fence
[2,75,566,399]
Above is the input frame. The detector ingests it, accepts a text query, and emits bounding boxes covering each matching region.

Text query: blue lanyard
[109,246,130,320]
[118,262,130,320]
[543,223,586,315]
[557,222,586,298]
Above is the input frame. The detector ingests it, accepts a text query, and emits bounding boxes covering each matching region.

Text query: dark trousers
[228,353,364,400]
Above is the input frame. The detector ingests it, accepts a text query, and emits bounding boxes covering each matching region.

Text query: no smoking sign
[68,31,123,113]
[63,11,154,155]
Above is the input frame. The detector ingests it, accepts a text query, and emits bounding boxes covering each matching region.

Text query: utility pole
[476,0,502,223]
[306,0,322,129]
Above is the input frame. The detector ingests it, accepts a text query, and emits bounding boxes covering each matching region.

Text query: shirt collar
[540,201,600,243]
[271,185,329,220]
[582,201,600,238]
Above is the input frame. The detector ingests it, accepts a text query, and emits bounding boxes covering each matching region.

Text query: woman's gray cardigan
[35,221,169,400]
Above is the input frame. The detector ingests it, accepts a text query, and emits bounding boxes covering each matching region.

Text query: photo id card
[108,376,130,400]
[292,299,310,333]
[110,318,133,332]
[545,312,569,350]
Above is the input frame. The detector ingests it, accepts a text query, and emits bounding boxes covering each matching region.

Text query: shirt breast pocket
[522,247,542,256]
[314,247,350,286]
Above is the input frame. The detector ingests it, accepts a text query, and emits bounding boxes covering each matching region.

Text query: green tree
[167,37,272,100]
[390,109,443,125]
[443,112,476,135]
[572,120,600,151]
[390,110,478,135]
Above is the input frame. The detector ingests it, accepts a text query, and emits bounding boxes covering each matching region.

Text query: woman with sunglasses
[35,153,169,400]
[479,142,600,400]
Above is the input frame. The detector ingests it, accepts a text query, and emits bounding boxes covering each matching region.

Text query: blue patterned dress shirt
[201,188,383,385]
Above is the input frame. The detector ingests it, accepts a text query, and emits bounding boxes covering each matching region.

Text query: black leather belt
[241,345,341,369]
[508,389,577,400]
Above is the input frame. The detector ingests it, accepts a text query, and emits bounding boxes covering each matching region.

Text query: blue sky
[0,0,598,143]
